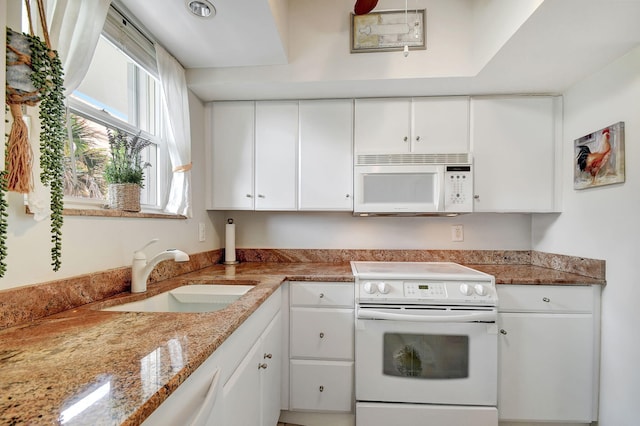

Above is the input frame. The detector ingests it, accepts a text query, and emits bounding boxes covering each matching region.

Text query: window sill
[25,206,186,220]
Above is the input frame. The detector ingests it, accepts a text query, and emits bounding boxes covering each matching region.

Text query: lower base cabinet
[221,311,282,426]
[497,285,600,423]
[142,288,282,426]
[290,359,354,412]
[288,282,355,415]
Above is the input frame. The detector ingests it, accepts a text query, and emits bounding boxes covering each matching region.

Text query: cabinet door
[255,101,298,210]
[471,96,560,212]
[498,313,594,422]
[299,100,354,210]
[221,337,261,426]
[412,97,469,153]
[354,98,411,153]
[260,312,282,426]
[210,101,255,209]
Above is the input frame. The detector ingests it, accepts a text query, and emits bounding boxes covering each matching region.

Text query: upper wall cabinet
[470,96,562,212]
[255,101,299,211]
[354,97,469,154]
[207,100,353,212]
[208,101,255,210]
[298,99,353,211]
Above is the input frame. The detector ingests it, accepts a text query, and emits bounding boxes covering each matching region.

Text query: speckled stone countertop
[0,258,604,425]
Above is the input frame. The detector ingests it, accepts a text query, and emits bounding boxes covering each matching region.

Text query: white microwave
[353,154,473,216]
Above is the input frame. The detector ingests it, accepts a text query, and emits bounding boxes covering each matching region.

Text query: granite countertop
[0,261,604,425]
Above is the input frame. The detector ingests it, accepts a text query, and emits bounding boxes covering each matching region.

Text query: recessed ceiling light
[186,0,216,18]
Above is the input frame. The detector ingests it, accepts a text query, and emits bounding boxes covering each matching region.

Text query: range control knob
[377,282,391,294]
[459,284,473,296]
[363,282,378,294]
[474,284,488,296]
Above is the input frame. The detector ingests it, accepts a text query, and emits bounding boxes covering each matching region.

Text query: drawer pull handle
[319,293,324,298]
[264,353,272,359]
[542,297,550,302]
[319,332,325,338]
[258,363,268,370]
[319,385,324,392]
[500,329,507,335]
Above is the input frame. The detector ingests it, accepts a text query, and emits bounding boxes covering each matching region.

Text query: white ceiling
[119,0,640,101]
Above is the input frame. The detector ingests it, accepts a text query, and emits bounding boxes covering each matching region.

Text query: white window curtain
[27,0,111,220]
[156,44,192,217]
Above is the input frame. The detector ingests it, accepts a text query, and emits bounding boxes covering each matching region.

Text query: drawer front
[497,285,594,313]
[290,308,354,360]
[290,360,354,412]
[290,282,354,308]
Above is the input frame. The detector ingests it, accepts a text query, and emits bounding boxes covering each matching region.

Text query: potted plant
[104,129,151,212]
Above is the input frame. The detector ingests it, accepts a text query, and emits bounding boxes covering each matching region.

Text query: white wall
[532,46,640,425]
[220,211,532,250]
[0,91,221,290]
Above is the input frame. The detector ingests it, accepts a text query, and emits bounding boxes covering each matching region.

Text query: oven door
[355,305,497,406]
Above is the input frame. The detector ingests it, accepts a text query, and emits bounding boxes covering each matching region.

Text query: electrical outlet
[451,225,464,242]
[198,223,206,242]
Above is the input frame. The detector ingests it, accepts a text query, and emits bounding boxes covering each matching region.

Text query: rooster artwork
[574,122,625,189]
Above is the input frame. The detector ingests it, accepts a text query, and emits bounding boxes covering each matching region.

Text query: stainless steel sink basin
[102,284,254,313]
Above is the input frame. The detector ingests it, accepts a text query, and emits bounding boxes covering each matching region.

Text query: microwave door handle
[357,308,496,323]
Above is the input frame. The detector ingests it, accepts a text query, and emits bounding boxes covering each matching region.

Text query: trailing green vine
[28,33,66,271]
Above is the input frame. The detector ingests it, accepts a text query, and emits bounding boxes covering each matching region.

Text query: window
[64,5,167,210]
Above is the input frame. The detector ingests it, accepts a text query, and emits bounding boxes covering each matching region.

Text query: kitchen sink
[102,284,255,313]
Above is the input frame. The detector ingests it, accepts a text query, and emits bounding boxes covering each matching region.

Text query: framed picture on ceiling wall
[350,9,426,53]
[574,121,625,189]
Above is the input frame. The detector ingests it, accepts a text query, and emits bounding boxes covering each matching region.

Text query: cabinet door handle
[542,297,550,302]
[403,136,408,142]
[245,194,252,198]
[319,332,325,338]
[319,293,324,298]
[258,363,268,370]
[257,194,265,198]
[319,385,324,392]
[264,353,272,359]
[500,329,507,335]
[345,194,350,198]
[473,195,480,200]
[415,136,421,141]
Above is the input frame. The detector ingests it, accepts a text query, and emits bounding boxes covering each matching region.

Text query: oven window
[383,333,469,379]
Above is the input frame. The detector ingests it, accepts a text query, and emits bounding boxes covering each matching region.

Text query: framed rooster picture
[574,122,625,189]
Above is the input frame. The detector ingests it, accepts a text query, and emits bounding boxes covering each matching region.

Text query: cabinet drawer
[290,360,354,412]
[290,282,354,307]
[498,285,594,313]
[290,308,354,359]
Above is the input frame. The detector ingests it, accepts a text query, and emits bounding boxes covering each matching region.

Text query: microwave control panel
[444,165,473,211]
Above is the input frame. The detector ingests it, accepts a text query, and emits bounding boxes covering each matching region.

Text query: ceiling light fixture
[186,0,216,19]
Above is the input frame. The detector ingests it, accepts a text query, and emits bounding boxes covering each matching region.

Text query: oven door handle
[357,308,496,323]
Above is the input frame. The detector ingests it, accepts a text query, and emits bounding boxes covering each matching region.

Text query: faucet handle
[137,238,159,253]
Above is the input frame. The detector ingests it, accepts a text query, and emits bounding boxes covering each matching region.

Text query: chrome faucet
[131,238,190,293]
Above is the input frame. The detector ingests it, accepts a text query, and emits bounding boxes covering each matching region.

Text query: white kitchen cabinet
[222,311,282,426]
[354,97,469,154]
[142,288,282,426]
[298,99,353,211]
[255,101,299,210]
[470,96,562,212]
[497,285,600,423]
[288,282,355,414]
[208,101,255,210]
[260,311,283,426]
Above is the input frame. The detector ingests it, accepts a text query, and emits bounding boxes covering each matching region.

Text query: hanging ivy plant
[28,32,66,271]
[3,30,65,276]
